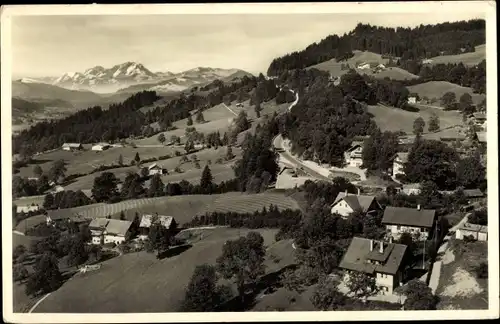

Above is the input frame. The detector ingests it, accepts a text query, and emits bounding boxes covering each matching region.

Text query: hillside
[268,19,485,77]
[308,50,418,80]
[428,44,486,66]
[407,81,485,104]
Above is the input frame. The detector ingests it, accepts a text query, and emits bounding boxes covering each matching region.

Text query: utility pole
[422,239,426,270]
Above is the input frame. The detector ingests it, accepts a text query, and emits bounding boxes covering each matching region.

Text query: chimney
[379,241,384,253]
[417,204,421,211]
[345,189,348,196]
[370,239,374,251]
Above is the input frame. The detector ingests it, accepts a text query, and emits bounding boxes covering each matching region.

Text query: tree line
[267,19,485,77]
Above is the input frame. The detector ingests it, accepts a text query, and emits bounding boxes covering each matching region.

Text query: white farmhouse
[62,143,83,151]
[392,152,409,178]
[339,237,408,295]
[147,163,164,176]
[382,206,437,241]
[407,96,417,104]
[357,62,371,70]
[344,141,364,168]
[92,142,111,151]
[89,218,110,245]
[103,219,133,245]
[16,204,40,214]
[330,189,381,219]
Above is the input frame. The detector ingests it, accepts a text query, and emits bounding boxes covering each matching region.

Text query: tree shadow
[401,105,420,113]
[215,264,298,312]
[157,244,193,260]
[30,159,52,165]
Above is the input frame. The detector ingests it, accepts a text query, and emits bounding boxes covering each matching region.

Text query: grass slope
[407,81,485,105]
[367,103,463,134]
[308,50,418,81]
[32,228,291,313]
[428,45,486,66]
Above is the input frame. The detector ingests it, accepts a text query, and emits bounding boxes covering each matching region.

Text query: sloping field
[135,102,247,146]
[32,228,292,313]
[367,103,463,134]
[361,67,419,80]
[407,81,485,105]
[428,45,486,66]
[17,191,300,231]
[16,145,181,178]
[63,146,241,191]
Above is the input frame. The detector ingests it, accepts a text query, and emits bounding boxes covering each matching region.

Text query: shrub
[475,262,488,279]
[13,264,29,282]
[174,151,182,157]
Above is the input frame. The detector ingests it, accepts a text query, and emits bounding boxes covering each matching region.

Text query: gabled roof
[476,132,486,143]
[394,152,409,163]
[62,143,82,148]
[140,214,174,229]
[347,141,364,152]
[463,189,484,198]
[89,218,109,229]
[332,192,377,213]
[104,219,132,236]
[473,112,486,120]
[148,163,161,170]
[382,206,436,228]
[339,237,407,275]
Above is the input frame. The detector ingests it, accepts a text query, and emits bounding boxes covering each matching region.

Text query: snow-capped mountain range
[29,62,252,93]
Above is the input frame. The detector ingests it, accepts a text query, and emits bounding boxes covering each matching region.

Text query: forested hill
[267,19,485,76]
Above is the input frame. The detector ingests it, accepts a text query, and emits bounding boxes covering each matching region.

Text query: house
[111,143,124,148]
[339,237,408,295]
[382,206,437,241]
[103,219,133,245]
[401,183,421,195]
[91,142,111,151]
[147,163,164,176]
[392,152,409,178]
[27,177,39,181]
[463,189,485,201]
[344,141,364,167]
[50,185,65,194]
[377,63,386,69]
[398,135,417,146]
[476,131,486,145]
[16,204,40,214]
[138,214,177,240]
[422,58,433,64]
[473,112,486,124]
[236,103,244,107]
[62,143,83,151]
[407,96,417,104]
[357,62,371,69]
[456,223,488,241]
[330,189,381,219]
[89,218,110,245]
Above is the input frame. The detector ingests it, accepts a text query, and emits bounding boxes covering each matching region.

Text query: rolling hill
[427,44,486,66]
[407,81,485,104]
[308,50,418,81]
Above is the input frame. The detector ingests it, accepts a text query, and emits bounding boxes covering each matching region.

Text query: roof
[46,209,89,222]
[339,237,407,275]
[473,113,486,120]
[402,183,421,190]
[148,163,162,170]
[459,222,487,233]
[382,206,436,228]
[332,192,376,213]
[347,141,364,152]
[463,189,484,198]
[139,214,174,229]
[104,219,132,236]
[89,218,110,229]
[92,142,110,147]
[62,143,82,148]
[476,132,486,143]
[395,152,409,163]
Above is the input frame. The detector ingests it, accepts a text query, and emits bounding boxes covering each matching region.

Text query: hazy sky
[11,12,484,78]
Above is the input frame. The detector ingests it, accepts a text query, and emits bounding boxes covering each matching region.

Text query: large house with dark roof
[138,214,177,240]
[382,206,437,241]
[330,189,381,219]
[392,152,409,178]
[103,219,133,245]
[344,141,364,167]
[339,237,408,295]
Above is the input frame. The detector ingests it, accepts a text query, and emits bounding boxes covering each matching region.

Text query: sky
[11,12,485,78]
